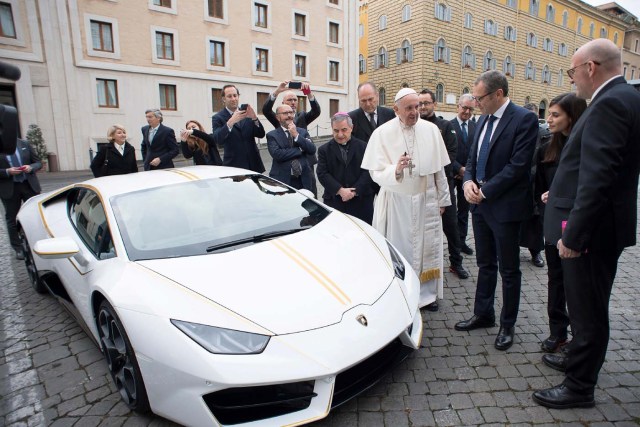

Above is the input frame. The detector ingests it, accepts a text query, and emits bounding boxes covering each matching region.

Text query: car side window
[68,188,115,260]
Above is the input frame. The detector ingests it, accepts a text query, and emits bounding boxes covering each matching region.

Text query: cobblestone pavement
[1,164,639,426]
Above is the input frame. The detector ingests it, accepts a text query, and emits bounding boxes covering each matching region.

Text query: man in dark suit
[140,109,179,171]
[266,105,316,190]
[532,39,640,409]
[450,94,476,256]
[212,85,266,173]
[454,71,538,351]
[317,113,375,224]
[419,89,469,282]
[348,81,395,143]
[262,81,321,196]
[1,139,42,259]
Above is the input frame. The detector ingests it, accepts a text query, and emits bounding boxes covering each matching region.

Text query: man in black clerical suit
[317,113,375,224]
[141,109,179,171]
[455,71,538,352]
[348,82,395,143]
[262,81,321,196]
[0,139,42,259]
[450,94,477,256]
[532,39,640,410]
[419,89,470,283]
[212,85,266,173]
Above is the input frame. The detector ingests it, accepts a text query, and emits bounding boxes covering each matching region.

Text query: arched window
[505,26,516,41]
[562,10,568,28]
[434,38,450,63]
[546,4,555,22]
[359,54,366,74]
[462,87,470,94]
[402,5,411,22]
[506,0,517,9]
[559,43,567,56]
[539,100,547,118]
[398,39,413,63]
[589,22,595,38]
[484,20,497,36]
[435,2,451,21]
[484,51,495,71]
[543,38,553,52]
[525,96,531,104]
[462,45,475,69]
[529,0,539,16]
[435,83,444,103]
[558,69,564,86]
[527,32,538,47]
[376,47,387,68]
[542,65,551,83]
[379,15,387,30]
[525,60,535,80]
[577,17,583,34]
[464,12,473,29]
[503,56,514,76]
[379,87,386,105]
[614,32,618,44]
[600,27,607,38]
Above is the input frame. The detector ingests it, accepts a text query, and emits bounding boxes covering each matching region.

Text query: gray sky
[582,0,640,18]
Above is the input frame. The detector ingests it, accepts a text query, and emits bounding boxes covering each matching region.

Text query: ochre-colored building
[361,0,629,118]
[0,0,358,171]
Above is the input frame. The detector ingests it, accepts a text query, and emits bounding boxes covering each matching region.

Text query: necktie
[461,122,468,145]
[287,131,302,177]
[476,115,497,183]
[149,128,157,144]
[369,112,376,129]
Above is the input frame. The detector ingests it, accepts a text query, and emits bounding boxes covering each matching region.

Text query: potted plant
[26,124,48,172]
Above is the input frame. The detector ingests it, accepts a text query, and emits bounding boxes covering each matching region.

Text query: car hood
[136,213,399,335]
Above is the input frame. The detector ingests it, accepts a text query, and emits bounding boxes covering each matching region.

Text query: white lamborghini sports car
[17,166,423,426]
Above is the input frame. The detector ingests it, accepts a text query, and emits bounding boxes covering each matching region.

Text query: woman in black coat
[90,124,138,177]
[179,120,222,166]
[535,93,587,353]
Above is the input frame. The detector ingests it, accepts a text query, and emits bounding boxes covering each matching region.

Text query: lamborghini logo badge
[356,315,368,327]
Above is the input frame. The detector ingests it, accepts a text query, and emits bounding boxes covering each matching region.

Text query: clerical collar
[422,114,437,124]
[399,120,414,130]
[336,139,350,146]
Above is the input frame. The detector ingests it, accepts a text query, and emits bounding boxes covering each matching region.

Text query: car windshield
[110,174,330,260]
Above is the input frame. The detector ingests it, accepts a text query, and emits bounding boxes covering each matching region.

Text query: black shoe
[541,335,567,353]
[454,315,495,331]
[531,252,545,267]
[424,301,439,312]
[542,353,567,372]
[15,249,25,260]
[532,384,594,409]
[449,264,470,279]
[494,326,515,350]
[460,243,474,255]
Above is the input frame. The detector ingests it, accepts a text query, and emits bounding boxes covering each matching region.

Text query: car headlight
[386,241,405,280]
[171,320,270,354]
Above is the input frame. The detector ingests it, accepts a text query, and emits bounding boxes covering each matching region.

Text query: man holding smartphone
[262,81,321,196]
[1,138,42,260]
[212,84,266,173]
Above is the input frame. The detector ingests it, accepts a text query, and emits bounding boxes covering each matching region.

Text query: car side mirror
[33,237,80,259]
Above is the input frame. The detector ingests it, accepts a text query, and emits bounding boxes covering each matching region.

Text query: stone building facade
[361,0,628,118]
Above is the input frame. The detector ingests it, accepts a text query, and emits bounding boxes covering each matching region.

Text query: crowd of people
[4,38,639,411]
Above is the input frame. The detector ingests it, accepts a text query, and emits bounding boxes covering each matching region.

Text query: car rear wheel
[19,230,46,294]
[97,300,150,413]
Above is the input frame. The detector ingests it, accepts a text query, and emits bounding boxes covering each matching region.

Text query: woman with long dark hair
[90,124,138,177]
[179,120,222,166]
[536,93,587,352]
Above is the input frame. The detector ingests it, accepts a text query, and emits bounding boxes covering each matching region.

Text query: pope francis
[362,88,451,311]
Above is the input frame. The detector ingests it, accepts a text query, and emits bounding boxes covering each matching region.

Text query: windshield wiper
[206,228,310,252]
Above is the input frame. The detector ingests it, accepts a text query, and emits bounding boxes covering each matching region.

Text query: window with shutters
[359,54,366,74]
[503,56,514,76]
[483,51,495,71]
[529,0,539,16]
[376,47,388,68]
[542,65,551,83]
[379,15,387,30]
[462,45,475,69]
[435,84,444,103]
[543,38,553,52]
[434,38,450,63]
[464,12,472,29]
[504,26,516,42]
[401,5,411,22]
[546,4,555,23]
[525,61,535,80]
[435,2,451,22]
[527,32,537,47]
[397,39,412,63]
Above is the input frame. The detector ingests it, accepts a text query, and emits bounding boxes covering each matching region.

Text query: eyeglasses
[459,106,474,112]
[418,101,434,106]
[472,90,496,103]
[566,60,600,78]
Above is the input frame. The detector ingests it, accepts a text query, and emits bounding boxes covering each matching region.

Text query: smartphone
[18,165,28,171]
[288,81,302,89]
[239,104,248,111]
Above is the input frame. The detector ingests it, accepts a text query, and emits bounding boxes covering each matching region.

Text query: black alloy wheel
[97,300,150,413]
[19,230,46,293]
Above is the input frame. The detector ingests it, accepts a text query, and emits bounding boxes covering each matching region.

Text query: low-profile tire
[97,300,151,413]
[19,229,46,294]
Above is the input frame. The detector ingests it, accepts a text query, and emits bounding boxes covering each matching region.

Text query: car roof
[78,166,256,199]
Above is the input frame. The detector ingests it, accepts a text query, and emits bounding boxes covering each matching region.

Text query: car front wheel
[19,229,46,294]
[97,300,150,413]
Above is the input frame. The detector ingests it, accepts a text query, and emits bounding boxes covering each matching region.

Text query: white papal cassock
[362,117,451,308]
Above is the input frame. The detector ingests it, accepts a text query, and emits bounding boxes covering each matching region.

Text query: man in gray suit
[1,139,42,259]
